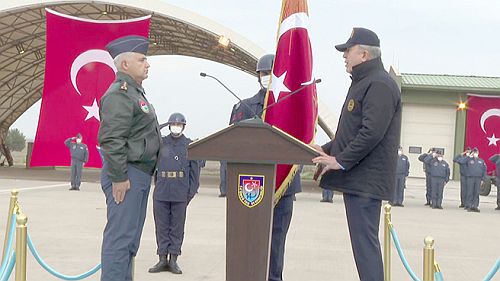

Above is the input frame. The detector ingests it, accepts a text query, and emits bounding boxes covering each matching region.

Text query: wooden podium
[188,118,318,281]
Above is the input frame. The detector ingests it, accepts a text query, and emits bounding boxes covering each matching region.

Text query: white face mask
[437,157,443,161]
[76,139,82,144]
[260,75,271,88]
[170,125,183,136]
[397,150,402,155]
[473,153,479,158]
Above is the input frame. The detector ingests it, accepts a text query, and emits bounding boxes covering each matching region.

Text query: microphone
[255,78,321,117]
[200,72,260,119]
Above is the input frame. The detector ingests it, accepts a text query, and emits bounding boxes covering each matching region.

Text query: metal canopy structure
[0,0,266,136]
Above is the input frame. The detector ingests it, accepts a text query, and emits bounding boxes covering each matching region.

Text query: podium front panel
[226,163,276,281]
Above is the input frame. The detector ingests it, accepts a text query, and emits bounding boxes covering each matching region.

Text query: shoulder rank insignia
[120,81,128,91]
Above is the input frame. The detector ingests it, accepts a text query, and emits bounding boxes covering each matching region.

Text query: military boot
[148,255,169,273]
[168,254,182,274]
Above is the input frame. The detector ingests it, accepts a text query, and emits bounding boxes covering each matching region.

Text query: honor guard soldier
[225,54,302,281]
[489,153,500,210]
[419,148,435,206]
[64,133,88,190]
[457,148,487,212]
[98,35,161,281]
[391,146,410,207]
[148,113,201,275]
[453,147,471,208]
[424,151,450,209]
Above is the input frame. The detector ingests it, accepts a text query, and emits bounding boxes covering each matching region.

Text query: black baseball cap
[335,27,380,52]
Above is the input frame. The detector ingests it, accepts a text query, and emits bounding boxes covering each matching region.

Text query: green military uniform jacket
[98,72,161,182]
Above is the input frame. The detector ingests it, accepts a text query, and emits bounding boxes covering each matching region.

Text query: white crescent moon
[480,108,500,133]
[244,183,253,193]
[70,49,117,95]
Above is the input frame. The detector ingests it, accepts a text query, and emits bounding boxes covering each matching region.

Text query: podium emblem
[238,175,265,208]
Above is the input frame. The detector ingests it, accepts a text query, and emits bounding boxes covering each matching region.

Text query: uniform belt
[161,171,185,178]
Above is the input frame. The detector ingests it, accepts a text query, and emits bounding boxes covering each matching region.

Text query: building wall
[401,88,498,180]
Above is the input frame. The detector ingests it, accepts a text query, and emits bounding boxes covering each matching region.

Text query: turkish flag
[465,95,500,174]
[30,9,151,168]
[263,0,318,203]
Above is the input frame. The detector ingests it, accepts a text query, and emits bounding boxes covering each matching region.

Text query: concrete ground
[0,166,499,281]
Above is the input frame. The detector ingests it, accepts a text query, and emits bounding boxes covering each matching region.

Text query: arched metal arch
[0,0,267,135]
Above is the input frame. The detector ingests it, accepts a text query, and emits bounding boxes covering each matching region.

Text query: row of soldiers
[418,147,495,212]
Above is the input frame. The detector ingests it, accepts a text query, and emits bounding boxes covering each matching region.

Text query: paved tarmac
[0,166,499,281]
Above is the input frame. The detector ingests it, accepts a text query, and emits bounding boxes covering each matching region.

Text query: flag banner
[465,95,500,174]
[30,9,151,167]
[264,0,318,203]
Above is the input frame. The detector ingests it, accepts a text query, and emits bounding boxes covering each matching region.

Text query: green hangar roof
[401,73,500,92]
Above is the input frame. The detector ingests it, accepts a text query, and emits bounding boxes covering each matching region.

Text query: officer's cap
[472,147,479,152]
[76,133,82,139]
[335,27,380,52]
[106,35,149,59]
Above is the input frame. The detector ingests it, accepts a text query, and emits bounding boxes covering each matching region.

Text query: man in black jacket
[312,27,401,281]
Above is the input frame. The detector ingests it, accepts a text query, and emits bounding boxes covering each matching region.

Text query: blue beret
[106,35,149,59]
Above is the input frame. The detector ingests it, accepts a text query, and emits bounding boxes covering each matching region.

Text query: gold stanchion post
[15,214,27,281]
[383,204,392,281]
[2,189,18,263]
[423,236,435,281]
[131,256,135,281]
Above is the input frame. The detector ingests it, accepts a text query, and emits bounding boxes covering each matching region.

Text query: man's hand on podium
[311,144,342,178]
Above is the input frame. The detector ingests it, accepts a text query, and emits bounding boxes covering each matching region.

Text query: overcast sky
[12,0,500,144]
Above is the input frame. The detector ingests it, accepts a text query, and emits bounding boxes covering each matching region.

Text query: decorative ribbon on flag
[30,9,150,167]
[263,0,318,204]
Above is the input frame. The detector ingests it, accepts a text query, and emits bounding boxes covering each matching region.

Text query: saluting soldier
[457,148,487,212]
[391,146,410,207]
[98,35,161,281]
[418,148,435,206]
[148,113,200,275]
[424,151,450,209]
[453,147,471,208]
[64,133,88,190]
[489,153,500,210]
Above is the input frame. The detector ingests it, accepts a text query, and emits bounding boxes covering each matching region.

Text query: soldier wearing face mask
[391,146,409,207]
[423,151,450,209]
[418,148,435,206]
[453,147,471,208]
[457,147,487,212]
[64,133,88,190]
[489,153,500,210]
[222,54,302,281]
[149,112,201,275]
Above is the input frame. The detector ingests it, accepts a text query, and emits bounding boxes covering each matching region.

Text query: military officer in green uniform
[98,35,161,281]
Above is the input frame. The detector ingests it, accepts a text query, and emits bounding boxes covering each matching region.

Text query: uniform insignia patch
[238,175,265,208]
[120,81,128,91]
[347,99,355,112]
[139,100,149,113]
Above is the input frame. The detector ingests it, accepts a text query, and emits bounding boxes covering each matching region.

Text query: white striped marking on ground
[0,183,69,194]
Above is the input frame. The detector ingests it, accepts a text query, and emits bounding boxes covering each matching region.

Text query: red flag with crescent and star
[263,0,318,204]
[30,9,150,168]
[465,95,500,174]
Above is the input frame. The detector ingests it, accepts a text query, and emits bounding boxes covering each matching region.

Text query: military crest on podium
[238,175,265,208]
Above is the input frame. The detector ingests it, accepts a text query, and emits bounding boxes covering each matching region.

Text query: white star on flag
[269,71,291,100]
[83,98,100,121]
[487,133,499,146]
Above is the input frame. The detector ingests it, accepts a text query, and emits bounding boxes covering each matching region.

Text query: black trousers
[344,193,384,281]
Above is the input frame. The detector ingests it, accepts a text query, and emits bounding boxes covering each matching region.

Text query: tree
[5,128,26,152]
